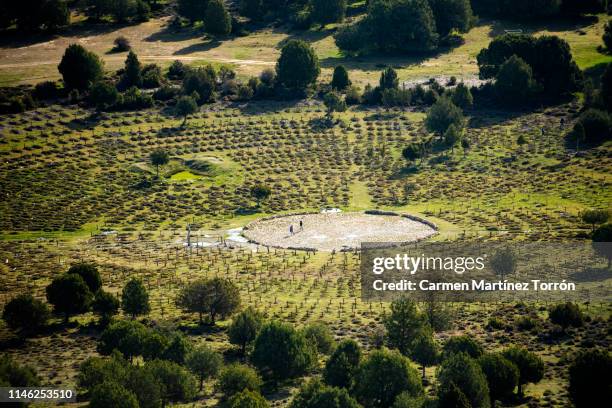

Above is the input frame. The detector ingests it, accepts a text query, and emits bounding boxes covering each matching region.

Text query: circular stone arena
[242,212,436,251]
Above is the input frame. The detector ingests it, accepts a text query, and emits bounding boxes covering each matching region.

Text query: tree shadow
[569,267,611,283]
[173,39,222,55]
[485,15,599,38]
[233,99,303,115]
[144,23,205,43]
[0,21,136,49]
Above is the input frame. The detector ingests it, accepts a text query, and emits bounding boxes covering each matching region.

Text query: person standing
[299,220,303,231]
[289,225,294,235]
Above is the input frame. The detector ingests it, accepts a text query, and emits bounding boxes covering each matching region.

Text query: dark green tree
[289,379,361,408]
[89,381,139,408]
[494,55,537,107]
[58,44,103,90]
[569,348,612,408]
[205,0,232,35]
[443,335,484,359]
[331,65,351,90]
[250,183,272,206]
[425,96,464,135]
[228,306,264,354]
[92,290,120,324]
[437,352,490,408]
[183,66,217,103]
[2,294,49,335]
[175,95,198,126]
[276,40,320,91]
[380,67,399,90]
[185,345,222,391]
[229,390,270,408]
[177,0,208,22]
[452,83,473,108]
[240,0,264,20]
[46,273,93,322]
[604,22,612,53]
[301,322,335,355]
[252,321,316,379]
[145,359,197,406]
[98,320,148,360]
[68,263,102,293]
[323,339,361,389]
[427,0,473,36]
[576,109,611,144]
[592,223,612,268]
[502,346,544,396]
[582,209,609,231]
[122,51,142,88]
[217,364,263,398]
[353,348,423,408]
[478,353,519,402]
[438,382,471,408]
[89,81,119,110]
[490,247,517,280]
[310,0,347,25]
[121,278,150,319]
[176,277,240,324]
[384,297,427,356]
[411,331,439,379]
[323,91,347,120]
[150,148,169,177]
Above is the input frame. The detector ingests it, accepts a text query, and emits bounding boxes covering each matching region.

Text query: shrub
[428,0,474,36]
[142,64,163,88]
[569,348,612,408]
[113,36,131,52]
[451,83,473,108]
[252,321,316,379]
[323,339,361,389]
[217,364,262,398]
[353,348,423,408]
[175,95,198,125]
[345,86,362,104]
[549,302,584,330]
[167,60,187,80]
[2,294,49,335]
[33,81,61,100]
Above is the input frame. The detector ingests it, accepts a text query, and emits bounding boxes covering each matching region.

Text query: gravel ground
[243,212,436,251]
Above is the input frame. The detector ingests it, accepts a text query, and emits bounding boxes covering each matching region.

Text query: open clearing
[243,212,437,251]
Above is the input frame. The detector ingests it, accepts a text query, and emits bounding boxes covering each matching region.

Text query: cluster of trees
[1,263,150,335]
[176,0,232,35]
[238,0,347,28]
[472,0,608,20]
[335,0,474,55]
[477,33,583,105]
[380,298,546,407]
[0,0,69,32]
[85,0,151,23]
[573,61,612,146]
